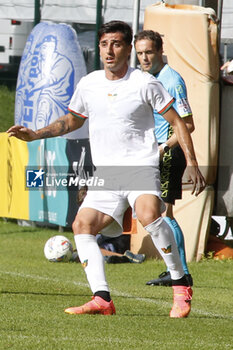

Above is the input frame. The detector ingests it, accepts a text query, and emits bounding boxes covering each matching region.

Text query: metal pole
[34,0,40,27]
[217,0,223,21]
[94,0,102,70]
[130,0,140,68]
[217,0,223,60]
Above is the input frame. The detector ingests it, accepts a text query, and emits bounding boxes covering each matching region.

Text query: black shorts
[160,145,186,205]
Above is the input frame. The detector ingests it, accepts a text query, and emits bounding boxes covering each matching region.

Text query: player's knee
[135,196,161,226]
[72,216,86,235]
[72,214,98,235]
[72,219,80,234]
[138,211,160,227]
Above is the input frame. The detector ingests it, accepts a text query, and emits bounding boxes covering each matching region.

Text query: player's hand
[221,60,233,74]
[185,165,206,196]
[7,125,38,142]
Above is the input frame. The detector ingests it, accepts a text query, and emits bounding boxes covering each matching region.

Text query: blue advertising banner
[26,137,93,227]
[27,137,69,226]
[15,21,88,139]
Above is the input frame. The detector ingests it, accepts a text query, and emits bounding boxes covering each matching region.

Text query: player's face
[135,39,162,74]
[99,32,132,78]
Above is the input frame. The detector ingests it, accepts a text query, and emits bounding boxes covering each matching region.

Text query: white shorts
[79,166,165,237]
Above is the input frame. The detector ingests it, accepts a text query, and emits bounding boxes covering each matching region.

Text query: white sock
[74,234,109,294]
[145,217,184,280]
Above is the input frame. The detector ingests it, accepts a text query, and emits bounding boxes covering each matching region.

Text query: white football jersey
[68,67,174,166]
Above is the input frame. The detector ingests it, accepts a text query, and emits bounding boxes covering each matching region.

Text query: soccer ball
[44,235,73,262]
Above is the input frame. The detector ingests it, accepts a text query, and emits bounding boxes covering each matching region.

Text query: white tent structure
[0,1,232,58]
[0,1,232,50]
[0,0,35,21]
[0,1,228,29]
[221,0,233,39]
[0,0,152,23]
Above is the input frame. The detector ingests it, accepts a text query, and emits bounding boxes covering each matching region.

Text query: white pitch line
[0,270,88,288]
[1,270,232,320]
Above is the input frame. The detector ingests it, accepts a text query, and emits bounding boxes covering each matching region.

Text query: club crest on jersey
[175,84,184,94]
[82,259,88,268]
[161,245,172,254]
[107,93,117,101]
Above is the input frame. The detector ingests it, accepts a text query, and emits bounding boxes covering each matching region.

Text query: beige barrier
[144,2,219,184]
[129,3,220,261]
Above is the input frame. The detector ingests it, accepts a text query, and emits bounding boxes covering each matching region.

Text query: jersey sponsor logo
[177,98,192,116]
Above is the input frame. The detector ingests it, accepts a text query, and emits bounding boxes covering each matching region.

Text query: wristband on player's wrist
[161,143,170,153]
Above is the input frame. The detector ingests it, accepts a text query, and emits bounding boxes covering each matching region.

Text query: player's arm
[160,78,194,153]
[162,107,206,196]
[159,115,194,157]
[7,113,85,142]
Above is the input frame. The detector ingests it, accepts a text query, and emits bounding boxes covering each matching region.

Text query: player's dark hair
[98,20,133,45]
[134,30,163,51]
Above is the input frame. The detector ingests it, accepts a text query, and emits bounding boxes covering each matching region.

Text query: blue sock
[163,217,189,275]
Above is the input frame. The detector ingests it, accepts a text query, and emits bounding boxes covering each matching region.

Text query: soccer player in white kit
[8,21,206,318]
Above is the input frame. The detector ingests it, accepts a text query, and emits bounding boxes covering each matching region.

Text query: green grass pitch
[0,218,233,350]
